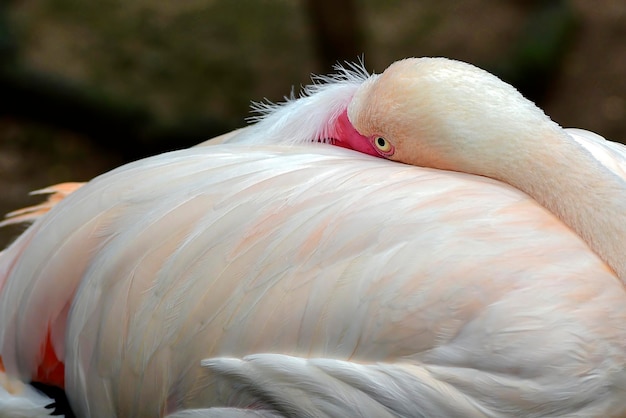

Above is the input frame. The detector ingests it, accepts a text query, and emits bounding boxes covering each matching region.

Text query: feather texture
[1,145,623,416]
[2,56,626,417]
[0,370,53,417]
[224,62,369,146]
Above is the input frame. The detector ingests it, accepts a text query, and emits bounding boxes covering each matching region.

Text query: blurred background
[0,0,625,247]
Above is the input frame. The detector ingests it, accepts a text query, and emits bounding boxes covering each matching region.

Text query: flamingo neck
[474,128,626,284]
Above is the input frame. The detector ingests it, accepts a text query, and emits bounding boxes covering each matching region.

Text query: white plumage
[0,57,625,417]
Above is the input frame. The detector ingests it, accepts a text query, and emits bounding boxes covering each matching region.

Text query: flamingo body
[1,56,626,417]
[1,145,626,416]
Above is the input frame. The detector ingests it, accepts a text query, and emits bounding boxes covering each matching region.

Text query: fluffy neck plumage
[227,62,370,146]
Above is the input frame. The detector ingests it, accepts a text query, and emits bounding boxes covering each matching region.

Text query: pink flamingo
[1,58,625,417]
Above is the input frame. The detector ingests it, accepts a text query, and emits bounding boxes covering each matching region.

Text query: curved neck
[486,129,626,283]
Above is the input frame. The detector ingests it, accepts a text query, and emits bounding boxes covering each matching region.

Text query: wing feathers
[201,354,490,418]
[166,408,281,418]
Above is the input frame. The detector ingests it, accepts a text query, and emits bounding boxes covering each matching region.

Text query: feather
[0,370,55,417]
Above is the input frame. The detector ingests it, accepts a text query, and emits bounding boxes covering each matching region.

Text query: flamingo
[0,57,625,417]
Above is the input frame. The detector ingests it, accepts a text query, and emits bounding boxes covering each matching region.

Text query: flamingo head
[238,57,556,176]
[344,57,558,177]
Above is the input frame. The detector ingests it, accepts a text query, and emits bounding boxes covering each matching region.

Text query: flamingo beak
[331,110,381,157]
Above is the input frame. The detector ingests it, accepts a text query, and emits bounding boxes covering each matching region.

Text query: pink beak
[331,110,381,157]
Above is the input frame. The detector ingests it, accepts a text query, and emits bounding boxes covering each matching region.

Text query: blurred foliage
[493,0,577,103]
[3,0,580,130]
[8,0,315,124]
[3,0,625,134]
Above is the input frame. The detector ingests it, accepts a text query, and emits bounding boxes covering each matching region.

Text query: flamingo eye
[373,137,394,156]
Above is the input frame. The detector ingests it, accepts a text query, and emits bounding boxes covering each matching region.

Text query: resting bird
[1,57,626,417]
